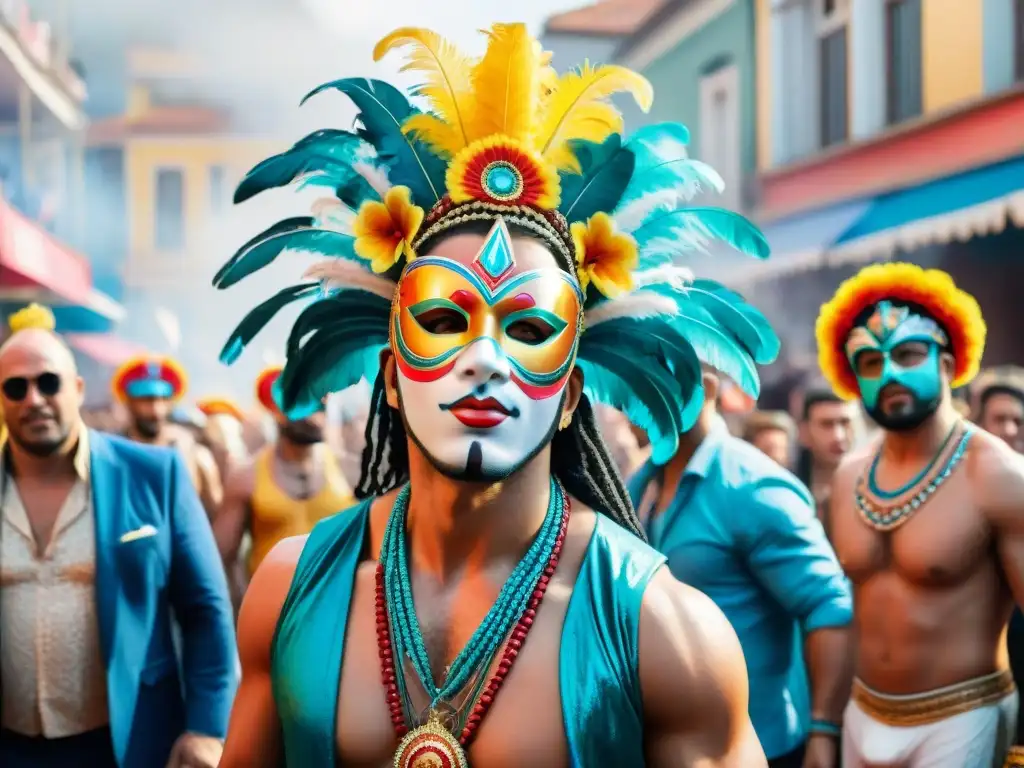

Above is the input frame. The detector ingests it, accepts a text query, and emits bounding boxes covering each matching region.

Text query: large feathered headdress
[214,23,774,467]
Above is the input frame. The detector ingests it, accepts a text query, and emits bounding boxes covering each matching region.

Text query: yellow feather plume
[373,27,476,158]
[464,23,541,145]
[8,303,56,333]
[536,62,654,172]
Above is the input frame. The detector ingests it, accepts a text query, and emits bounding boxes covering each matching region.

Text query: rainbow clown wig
[213,23,778,508]
[816,262,986,400]
[111,356,188,403]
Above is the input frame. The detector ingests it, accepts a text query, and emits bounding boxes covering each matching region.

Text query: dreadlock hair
[354,215,646,540]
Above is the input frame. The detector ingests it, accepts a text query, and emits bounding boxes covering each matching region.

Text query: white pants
[843,693,1018,767]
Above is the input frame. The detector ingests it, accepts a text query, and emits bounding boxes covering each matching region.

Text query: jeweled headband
[816,262,986,400]
[212,23,775,465]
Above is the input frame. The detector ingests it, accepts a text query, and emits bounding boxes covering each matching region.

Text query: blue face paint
[845,301,948,412]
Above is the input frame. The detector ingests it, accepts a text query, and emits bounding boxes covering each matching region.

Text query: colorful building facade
[750,0,1024,366]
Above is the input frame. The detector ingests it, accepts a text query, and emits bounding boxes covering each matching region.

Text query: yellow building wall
[922,0,984,115]
[125,138,280,263]
[755,0,772,171]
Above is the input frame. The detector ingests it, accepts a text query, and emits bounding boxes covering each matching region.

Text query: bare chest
[335,561,572,768]
[833,470,991,588]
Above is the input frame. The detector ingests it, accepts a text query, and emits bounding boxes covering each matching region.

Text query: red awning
[65,333,148,367]
[0,197,92,304]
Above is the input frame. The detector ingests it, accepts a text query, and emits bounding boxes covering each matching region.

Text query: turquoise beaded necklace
[855,423,972,532]
[379,477,565,725]
[866,422,958,499]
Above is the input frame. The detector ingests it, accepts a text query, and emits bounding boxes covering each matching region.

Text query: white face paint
[397,336,566,480]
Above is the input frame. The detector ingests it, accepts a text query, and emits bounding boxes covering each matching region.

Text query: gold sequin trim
[852,670,1015,727]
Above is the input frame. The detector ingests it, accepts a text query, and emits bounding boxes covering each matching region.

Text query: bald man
[0,330,236,767]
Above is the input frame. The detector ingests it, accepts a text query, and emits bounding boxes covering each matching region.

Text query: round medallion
[393,711,468,768]
[481,161,523,202]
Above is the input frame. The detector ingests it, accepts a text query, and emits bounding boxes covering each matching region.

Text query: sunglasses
[1,372,62,402]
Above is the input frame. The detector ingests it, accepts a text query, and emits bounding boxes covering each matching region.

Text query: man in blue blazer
[0,316,237,767]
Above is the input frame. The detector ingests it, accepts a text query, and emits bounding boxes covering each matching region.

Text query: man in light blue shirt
[629,371,853,768]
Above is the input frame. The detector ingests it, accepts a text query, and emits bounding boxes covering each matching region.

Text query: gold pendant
[393,709,469,768]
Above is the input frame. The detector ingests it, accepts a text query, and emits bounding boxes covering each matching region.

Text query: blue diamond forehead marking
[475,218,515,280]
[486,165,517,195]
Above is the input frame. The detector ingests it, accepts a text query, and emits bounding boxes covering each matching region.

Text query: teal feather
[218,283,320,365]
[558,135,635,223]
[581,318,705,436]
[301,78,446,207]
[632,207,770,265]
[670,311,761,397]
[686,280,781,364]
[615,123,724,224]
[213,218,357,289]
[234,129,369,204]
[278,294,390,414]
[297,172,379,210]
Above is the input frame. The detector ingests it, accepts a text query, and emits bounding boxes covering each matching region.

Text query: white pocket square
[120,525,158,544]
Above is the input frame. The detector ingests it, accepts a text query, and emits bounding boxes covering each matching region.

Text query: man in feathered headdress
[817,263,1024,768]
[213,366,353,607]
[112,355,223,517]
[629,294,853,768]
[214,23,770,766]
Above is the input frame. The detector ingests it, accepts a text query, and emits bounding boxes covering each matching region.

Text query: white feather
[302,258,397,300]
[614,189,679,234]
[632,264,694,291]
[353,161,392,198]
[311,197,355,232]
[584,291,680,327]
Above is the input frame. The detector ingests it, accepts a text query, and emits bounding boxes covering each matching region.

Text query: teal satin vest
[270,498,666,766]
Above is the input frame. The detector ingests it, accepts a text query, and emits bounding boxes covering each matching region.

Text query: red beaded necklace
[375,492,571,754]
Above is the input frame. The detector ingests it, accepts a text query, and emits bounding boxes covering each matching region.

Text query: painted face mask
[845,301,948,431]
[390,218,583,480]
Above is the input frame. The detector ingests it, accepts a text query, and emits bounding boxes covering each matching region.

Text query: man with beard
[0,306,236,767]
[213,366,353,601]
[212,21,768,767]
[818,263,1024,767]
[113,356,222,517]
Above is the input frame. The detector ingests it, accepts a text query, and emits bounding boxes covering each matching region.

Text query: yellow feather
[465,23,542,144]
[402,113,464,158]
[373,27,476,154]
[536,62,654,171]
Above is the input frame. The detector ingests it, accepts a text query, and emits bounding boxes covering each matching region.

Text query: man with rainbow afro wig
[817,262,1024,768]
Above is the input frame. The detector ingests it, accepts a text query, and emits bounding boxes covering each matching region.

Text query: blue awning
[830,155,1024,263]
[743,199,872,282]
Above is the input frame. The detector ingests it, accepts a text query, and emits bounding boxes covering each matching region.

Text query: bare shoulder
[967,429,1024,522]
[236,535,308,661]
[832,439,875,494]
[225,457,257,498]
[639,568,748,723]
[638,568,764,765]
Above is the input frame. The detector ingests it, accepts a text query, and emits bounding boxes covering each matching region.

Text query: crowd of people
[3,18,1024,768]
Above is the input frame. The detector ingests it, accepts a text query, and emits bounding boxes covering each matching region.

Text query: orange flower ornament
[352,186,425,273]
[571,212,639,298]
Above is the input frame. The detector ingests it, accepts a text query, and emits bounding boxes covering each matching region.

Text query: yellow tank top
[248,446,354,575]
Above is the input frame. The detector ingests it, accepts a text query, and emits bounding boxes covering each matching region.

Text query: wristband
[809,718,842,738]
[1004,745,1024,768]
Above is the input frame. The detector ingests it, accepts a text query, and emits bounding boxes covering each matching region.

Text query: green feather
[219,283,320,365]
[558,135,635,223]
[234,129,370,204]
[687,280,781,364]
[213,218,357,289]
[302,78,446,207]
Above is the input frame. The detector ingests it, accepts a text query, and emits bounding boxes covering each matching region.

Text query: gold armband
[1004,745,1024,768]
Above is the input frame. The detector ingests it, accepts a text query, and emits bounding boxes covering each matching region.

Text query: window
[698,64,741,211]
[1016,0,1024,81]
[885,0,923,125]
[817,0,849,148]
[209,164,226,214]
[154,168,185,251]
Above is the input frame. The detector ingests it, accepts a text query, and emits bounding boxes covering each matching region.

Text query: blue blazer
[88,430,237,767]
